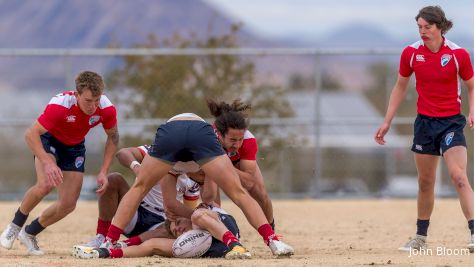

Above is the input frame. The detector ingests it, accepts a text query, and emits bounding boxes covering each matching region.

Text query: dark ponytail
[207,99,251,136]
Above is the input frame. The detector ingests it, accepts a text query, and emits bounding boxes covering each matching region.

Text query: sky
[204,0,474,41]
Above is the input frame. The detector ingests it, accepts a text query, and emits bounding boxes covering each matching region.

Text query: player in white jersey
[80,144,200,248]
[73,205,251,259]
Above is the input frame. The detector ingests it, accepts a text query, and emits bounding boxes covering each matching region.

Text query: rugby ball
[172,229,212,258]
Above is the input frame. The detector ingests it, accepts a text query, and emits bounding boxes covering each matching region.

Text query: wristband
[129,160,141,170]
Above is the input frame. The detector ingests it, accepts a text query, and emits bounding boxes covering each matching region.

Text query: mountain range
[0,0,472,91]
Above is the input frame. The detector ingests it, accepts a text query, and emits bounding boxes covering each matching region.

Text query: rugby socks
[109,248,124,258]
[416,219,430,236]
[257,224,279,245]
[25,218,45,236]
[123,235,142,246]
[222,231,239,247]
[97,219,111,236]
[469,219,474,235]
[12,208,28,228]
[106,224,123,243]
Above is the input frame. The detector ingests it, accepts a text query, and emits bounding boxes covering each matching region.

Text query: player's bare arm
[116,147,145,175]
[375,75,410,145]
[160,174,194,220]
[234,160,257,190]
[97,125,119,195]
[24,120,63,186]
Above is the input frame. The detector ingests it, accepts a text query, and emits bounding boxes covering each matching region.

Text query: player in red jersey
[374,6,474,252]
[207,99,275,229]
[0,71,119,255]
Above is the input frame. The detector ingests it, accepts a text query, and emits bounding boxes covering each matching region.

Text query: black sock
[12,208,28,228]
[416,219,430,236]
[270,219,275,231]
[469,219,474,235]
[228,241,241,250]
[25,218,45,236]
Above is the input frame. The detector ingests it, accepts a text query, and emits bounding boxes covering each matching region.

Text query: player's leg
[398,153,438,251]
[443,146,474,251]
[106,155,171,243]
[201,156,293,256]
[0,156,55,250]
[191,209,251,259]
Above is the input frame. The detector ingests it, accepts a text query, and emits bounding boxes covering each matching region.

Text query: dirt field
[0,199,472,267]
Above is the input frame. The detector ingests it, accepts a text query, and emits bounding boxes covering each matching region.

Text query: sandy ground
[0,199,473,267]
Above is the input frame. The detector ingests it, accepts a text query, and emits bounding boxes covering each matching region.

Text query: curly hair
[75,71,105,97]
[416,6,453,35]
[206,99,251,136]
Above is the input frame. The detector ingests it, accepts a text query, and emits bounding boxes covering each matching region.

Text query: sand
[0,199,472,267]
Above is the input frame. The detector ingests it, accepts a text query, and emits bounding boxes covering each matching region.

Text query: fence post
[313,53,322,197]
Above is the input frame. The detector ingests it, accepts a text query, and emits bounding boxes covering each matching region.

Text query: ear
[74,91,79,98]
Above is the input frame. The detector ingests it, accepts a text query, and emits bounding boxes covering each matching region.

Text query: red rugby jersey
[227,130,258,164]
[399,38,474,117]
[37,91,117,145]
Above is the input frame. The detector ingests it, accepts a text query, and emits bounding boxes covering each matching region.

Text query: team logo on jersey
[445,132,455,146]
[441,54,452,67]
[89,115,100,125]
[75,156,84,168]
[416,54,425,62]
[66,115,76,123]
[227,151,237,157]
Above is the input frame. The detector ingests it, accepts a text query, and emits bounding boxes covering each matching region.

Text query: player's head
[165,217,193,238]
[415,6,452,38]
[74,71,104,115]
[207,99,251,152]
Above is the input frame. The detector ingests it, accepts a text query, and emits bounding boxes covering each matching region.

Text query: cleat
[72,245,104,259]
[398,235,427,252]
[268,239,294,256]
[81,234,105,248]
[18,229,44,256]
[225,245,252,259]
[114,240,128,249]
[0,223,21,249]
[99,239,115,249]
[468,234,474,253]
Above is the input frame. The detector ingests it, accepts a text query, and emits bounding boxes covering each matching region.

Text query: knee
[418,177,435,192]
[107,172,125,189]
[34,182,54,196]
[191,209,206,224]
[58,200,77,214]
[449,169,468,189]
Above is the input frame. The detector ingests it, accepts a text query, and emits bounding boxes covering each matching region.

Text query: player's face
[76,89,100,115]
[221,128,245,153]
[417,17,442,42]
[170,217,193,238]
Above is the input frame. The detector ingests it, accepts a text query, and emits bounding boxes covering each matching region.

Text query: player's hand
[96,172,109,196]
[43,160,63,187]
[194,202,212,211]
[374,122,391,145]
[165,209,179,221]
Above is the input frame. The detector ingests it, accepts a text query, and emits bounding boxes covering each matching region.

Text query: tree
[108,25,293,145]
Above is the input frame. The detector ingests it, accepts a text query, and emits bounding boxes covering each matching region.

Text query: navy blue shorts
[411,114,466,156]
[201,212,240,258]
[40,133,86,172]
[149,120,225,165]
[125,205,165,238]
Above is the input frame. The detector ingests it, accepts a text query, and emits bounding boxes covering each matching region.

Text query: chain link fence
[0,48,472,199]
